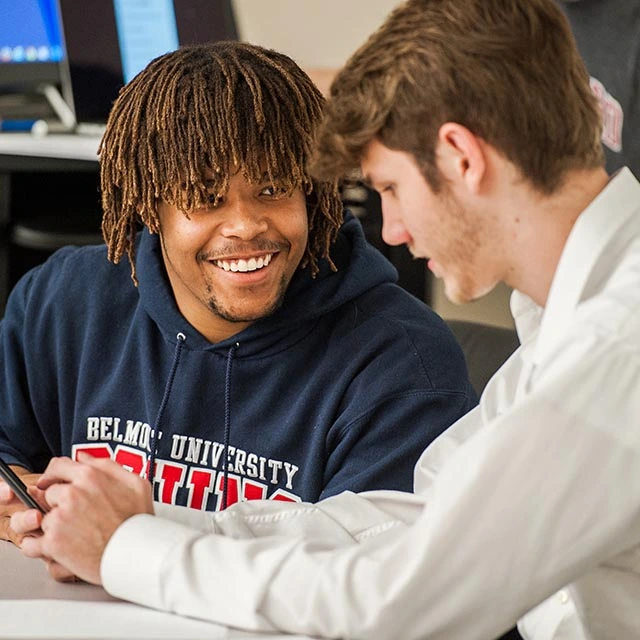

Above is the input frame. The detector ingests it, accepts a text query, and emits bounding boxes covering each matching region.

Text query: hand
[8,504,78,582]
[18,454,153,585]
[0,466,42,545]
[0,467,75,581]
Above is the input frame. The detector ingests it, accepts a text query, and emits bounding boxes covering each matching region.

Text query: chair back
[446,320,520,396]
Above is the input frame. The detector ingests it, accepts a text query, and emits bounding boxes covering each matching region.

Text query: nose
[380,201,411,247]
[219,199,269,240]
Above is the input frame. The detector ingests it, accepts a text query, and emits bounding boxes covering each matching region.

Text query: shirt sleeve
[153,489,426,542]
[102,334,640,639]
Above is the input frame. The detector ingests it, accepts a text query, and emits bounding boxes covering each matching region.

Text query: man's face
[361,139,500,304]
[157,171,308,342]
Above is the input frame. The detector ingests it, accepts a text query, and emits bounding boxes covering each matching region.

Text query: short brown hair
[100,41,342,283]
[313,0,604,193]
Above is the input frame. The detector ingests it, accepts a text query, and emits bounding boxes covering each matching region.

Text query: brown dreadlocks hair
[100,41,343,284]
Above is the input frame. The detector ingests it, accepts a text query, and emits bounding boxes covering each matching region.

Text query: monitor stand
[37,83,76,131]
[0,84,76,134]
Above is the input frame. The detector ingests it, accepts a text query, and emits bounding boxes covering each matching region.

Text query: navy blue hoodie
[0,214,476,510]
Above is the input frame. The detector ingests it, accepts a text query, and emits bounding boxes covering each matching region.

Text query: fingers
[0,482,14,504]
[0,515,24,545]
[0,492,34,542]
[38,455,131,491]
[18,529,79,582]
[12,455,149,588]
[1,470,43,508]
[19,532,45,558]
[36,456,82,489]
[10,507,43,535]
[28,485,49,511]
[0,479,40,543]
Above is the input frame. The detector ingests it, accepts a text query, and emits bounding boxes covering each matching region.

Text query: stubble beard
[204,273,290,324]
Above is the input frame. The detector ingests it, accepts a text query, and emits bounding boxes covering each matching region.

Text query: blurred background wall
[231,0,400,69]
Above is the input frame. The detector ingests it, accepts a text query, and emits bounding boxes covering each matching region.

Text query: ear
[436,123,486,194]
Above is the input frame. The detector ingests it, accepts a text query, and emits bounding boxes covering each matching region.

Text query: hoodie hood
[136,212,399,355]
[136,210,401,498]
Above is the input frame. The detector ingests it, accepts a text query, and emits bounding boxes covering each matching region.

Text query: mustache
[197,240,288,262]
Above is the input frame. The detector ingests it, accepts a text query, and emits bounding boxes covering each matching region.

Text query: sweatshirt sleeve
[0,269,52,470]
[318,300,477,499]
[101,338,640,639]
[319,388,475,499]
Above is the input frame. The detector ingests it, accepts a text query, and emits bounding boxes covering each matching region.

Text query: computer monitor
[59,0,238,125]
[0,0,65,88]
[0,0,75,127]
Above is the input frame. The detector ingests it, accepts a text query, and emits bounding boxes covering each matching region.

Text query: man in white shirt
[4,0,640,638]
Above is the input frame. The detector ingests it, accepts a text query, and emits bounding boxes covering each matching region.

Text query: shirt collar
[531,167,640,365]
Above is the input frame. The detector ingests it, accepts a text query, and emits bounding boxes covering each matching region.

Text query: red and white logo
[590,76,624,153]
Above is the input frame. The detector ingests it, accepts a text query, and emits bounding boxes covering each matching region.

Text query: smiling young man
[0,41,476,545]
[155,171,309,343]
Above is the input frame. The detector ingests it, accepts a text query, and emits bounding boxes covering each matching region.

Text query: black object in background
[341,180,429,302]
[59,0,239,124]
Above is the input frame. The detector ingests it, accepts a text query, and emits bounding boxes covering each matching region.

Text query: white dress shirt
[102,168,640,640]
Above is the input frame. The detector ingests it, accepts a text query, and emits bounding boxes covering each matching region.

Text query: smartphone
[0,457,47,514]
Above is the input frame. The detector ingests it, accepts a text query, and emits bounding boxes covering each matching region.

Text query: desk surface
[0,541,311,639]
[0,133,100,163]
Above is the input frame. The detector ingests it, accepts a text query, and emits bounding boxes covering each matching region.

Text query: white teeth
[215,253,273,272]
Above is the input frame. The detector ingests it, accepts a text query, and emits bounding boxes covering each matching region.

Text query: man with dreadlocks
[0,42,475,546]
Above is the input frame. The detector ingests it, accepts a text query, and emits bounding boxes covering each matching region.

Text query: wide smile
[213,252,275,273]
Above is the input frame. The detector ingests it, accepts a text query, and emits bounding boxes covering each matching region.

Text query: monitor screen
[0,0,67,89]
[59,0,238,124]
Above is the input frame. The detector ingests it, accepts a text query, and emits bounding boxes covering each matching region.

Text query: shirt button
[557,590,570,604]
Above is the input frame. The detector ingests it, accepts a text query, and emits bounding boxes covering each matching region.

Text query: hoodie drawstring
[222,342,239,510]
[148,332,186,484]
